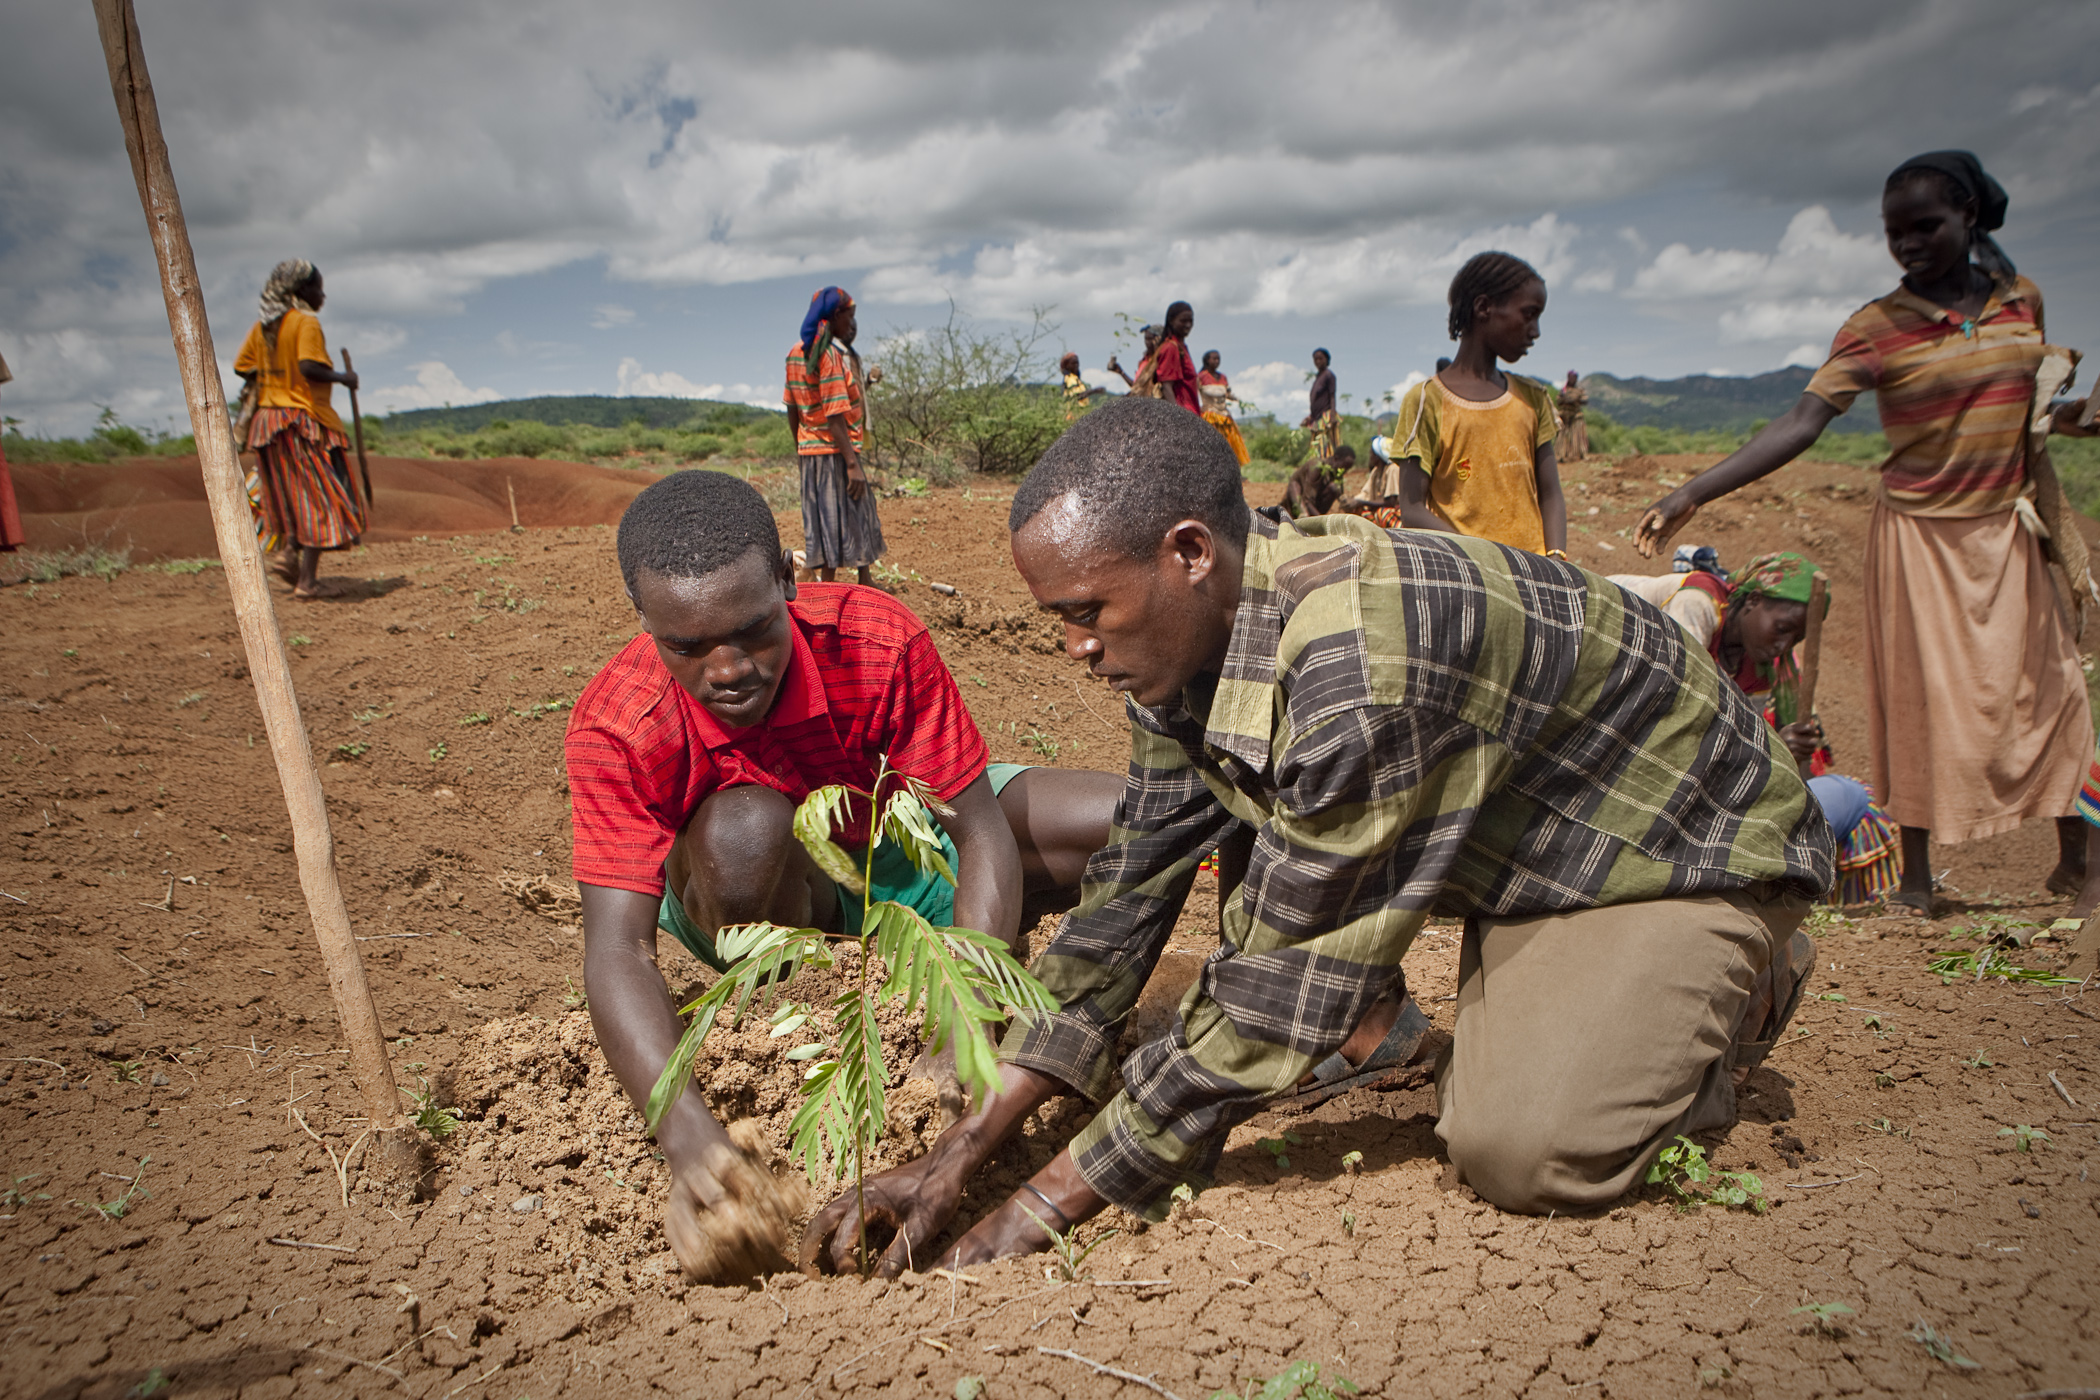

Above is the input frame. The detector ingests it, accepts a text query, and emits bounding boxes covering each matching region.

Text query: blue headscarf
[800,286,854,373]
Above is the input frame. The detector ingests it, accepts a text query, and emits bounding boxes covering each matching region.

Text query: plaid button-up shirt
[1003,508,1834,1214]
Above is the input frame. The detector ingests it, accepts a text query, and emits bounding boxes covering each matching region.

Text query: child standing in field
[1392,253,1567,558]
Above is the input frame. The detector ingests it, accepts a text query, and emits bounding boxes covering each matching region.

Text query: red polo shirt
[564,584,988,896]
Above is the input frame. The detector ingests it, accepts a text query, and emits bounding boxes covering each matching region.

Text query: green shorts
[656,763,1032,972]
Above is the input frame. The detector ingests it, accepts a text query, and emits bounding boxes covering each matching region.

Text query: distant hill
[374,395,775,433]
[1584,367,1879,435]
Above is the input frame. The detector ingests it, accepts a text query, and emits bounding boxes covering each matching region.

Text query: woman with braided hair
[1636,151,2097,918]
[232,259,365,598]
[1389,252,1567,556]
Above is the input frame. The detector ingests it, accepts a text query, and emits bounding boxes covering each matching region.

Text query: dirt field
[2,452,2096,1399]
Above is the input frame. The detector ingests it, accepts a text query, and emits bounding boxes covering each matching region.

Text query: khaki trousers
[1434,889,1811,1213]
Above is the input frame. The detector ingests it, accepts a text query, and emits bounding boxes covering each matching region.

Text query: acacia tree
[864,304,1069,477]
[644,761,1058,1271]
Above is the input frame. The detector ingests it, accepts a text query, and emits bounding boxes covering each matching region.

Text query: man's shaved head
[1008,396,1250,559]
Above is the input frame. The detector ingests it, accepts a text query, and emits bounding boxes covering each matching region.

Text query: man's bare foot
[268,553,298,586]
[2046,862,2085,899]
[292,578,350,599]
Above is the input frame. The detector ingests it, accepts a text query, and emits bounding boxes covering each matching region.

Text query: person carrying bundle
[1637,151,2097,917]
[232,259,365,599]
[1390,253,1569,558]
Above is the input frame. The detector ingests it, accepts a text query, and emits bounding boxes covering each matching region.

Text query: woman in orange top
[233,259,366,598]
[1637,152,2098,915]
[1196,350,1250,465]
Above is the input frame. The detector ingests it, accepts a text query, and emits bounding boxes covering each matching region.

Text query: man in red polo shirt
[566,469,1115,1282]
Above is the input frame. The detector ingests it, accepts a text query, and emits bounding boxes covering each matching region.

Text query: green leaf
[770,1013,811,1038]
[793,786,866,895]
[878,786,956,886]
[785,1042,828,1061]
[644,921,825,1130]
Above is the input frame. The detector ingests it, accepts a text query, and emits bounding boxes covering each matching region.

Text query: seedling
[127,1367,169,1397]
[428,743,448,761]
[288,634,312,648]
[1340,1211,1356,1237]
[953,1378,985,1400]
[83,1156,150,1220]
[62,648,78,657]
[645,761,1058,1274]
[457,712,491,726]
[1,1173,51,1208]
[1908,1318,1979,1369]
[1864,1118,1910,1140]
[1962,1048,1994,1069]
[1790,1300,1854,1336]
[1021,1205,1118,1282]
[970,675,987,688]
[1208,1360,1361,1400]
[1817,992,1846,1002]
[1169,1182,1197,1215]
[108,1059,146,1085]
[1340,1150,1363,1173]
[352,706,388,725]
[562,976,587,1010]
[402,1066,459,1140]
[175,691,205,708]
[334,742,369,760]
[1698,1367,1734,1388]
[1861,1013,1885,1033]
[1873,1072,1895,1088]
[1022,727,1061,759]
[1645,1136,1768,1214]
[1927,944,2072,987]
[1998,1124,2050,1153]
[1258,1132,1304,1170]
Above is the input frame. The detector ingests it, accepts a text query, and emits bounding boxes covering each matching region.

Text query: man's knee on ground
[1440,1107,1636,1216]
[672,785,800,931]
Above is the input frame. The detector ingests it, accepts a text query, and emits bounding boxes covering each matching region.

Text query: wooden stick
[1792,571,1828,779]
[91,0,401,1138]
[506,476,522,534]
[342,349,374,517]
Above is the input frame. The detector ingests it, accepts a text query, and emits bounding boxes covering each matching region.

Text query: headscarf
[800,286,854,374]
[258,258,316,349]
[1888,150,2015,283]
[1369,434,1392,464]
[1728,551,1827,613]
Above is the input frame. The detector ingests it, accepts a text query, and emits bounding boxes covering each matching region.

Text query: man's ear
[779,547,799,601]
[1166,519,1217,586]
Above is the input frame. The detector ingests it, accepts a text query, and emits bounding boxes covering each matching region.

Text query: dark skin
[1060,353,1105,401]
[1299,349,1331,429]
[800,506,1403,1276]
[1635,177,2097,915]
[1718,595,1822,763]
[1106,327,1162,389]
[1395,277,1568,556]
[1284,448,1354,518]
[783,304,874,585]
[582,548,1115,1279]
[235,270,361,598]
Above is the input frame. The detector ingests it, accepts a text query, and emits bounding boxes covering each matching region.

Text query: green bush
[865,305,1069,476]
[470,420,574,458]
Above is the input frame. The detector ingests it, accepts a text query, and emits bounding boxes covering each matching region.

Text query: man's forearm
[580,905,727,1161]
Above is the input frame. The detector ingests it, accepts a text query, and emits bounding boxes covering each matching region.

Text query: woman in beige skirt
[1635,151,2097,916]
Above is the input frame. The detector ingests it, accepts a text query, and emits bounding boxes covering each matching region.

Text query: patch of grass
[81,1156,150,1220]
[427,743,448,762]
[174,691,205,708]
[1926,943,2073,987]
[562,976,587,1010]
[334,741,370,760]
[457,712,491,726]
[1791,1300,1854,1336]
[1645,1135,1767,1214]
[1,1173,51,1208]
[21,545,134,583]
[1999,1124,2050,1152]
[1908,1318,1979,1369]
[1022,727,1061,759]
[1020,1207,1117,1283]
[1209,1360,1361,1400]
[149,558,221,575]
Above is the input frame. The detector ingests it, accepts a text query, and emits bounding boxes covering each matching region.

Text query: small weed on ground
[1021,1209,1116,1282]
[1999,1124,2051,1152]
[334,742,369,760]
[21,545,133,583]
[81,1157,150,1220]
[457,712,491,726]
[1646,1136,1767,1213]
[2,1173,51,1208]
[1791,1301,1854,1336]
[403,1065,460,1140]
[1258,1131,1303,1170]
[1209,1360,1360,1400]
[1908,1318,1979,1369]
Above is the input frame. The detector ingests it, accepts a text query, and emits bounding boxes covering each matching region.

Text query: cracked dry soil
[1,456,2096,1398]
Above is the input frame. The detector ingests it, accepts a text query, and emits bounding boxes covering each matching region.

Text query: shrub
[865,305,1069,476]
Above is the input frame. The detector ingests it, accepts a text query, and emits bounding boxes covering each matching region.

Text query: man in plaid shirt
[806,397,1833,1276]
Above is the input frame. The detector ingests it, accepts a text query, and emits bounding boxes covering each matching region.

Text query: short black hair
[616,469,781,596]
[1009,396,1250,559]
[1447,252,1541,339]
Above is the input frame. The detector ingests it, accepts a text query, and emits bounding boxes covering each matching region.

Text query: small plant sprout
[288,634,312,648]
[1999,1125,2051,1153]
[334,741,369,760]
[427,743,448,762]
[1645,1136,1768,1214]
[1873,1071,1896,1088]
[562,976,587,1010]
[1170,1181,1197,1216]
[1908,1318,1979,1369]
[644,760,1059,1274]
[953,1377,985,1400]
[1962,1047,1994,1069]
[1340,1211,1357,1237]
[1021,1204,1119,1282]
[1,1173,51,1208]
[128,1366,170,1397]
[1340,1150,1364,1173]
[1208,1359,1361,1400]
[458,711,491,726]
[402,1065,460,1140]
[1791,1301,1854,1336]
[84,1156,151,1220]
[1257,1131,1304,1170]
[109,1059,146,1085]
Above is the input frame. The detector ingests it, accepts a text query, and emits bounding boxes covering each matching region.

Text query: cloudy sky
[4,0,2097,435]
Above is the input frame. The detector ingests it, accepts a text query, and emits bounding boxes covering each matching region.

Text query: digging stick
[342,348,374,517]
[1792,571,1828,780]
[92,0,403,1142]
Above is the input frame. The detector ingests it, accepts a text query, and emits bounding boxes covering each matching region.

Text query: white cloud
[371,361,502,413]
[592,304,636,329]
[613,357,773,405]
[1624,205,1890,348]
[1389,370,1432,403]
[1224,360,1313,418]
[1783,343,1826,368]
[1571,267,1616,294]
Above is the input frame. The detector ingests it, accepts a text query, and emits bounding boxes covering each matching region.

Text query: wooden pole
[1793,571,1828,780]
[342,348,375,516]
[92,0,403,1141]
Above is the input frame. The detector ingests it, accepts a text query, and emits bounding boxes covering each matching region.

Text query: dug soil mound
[12,454,664,562]
[1,452,2097,1398]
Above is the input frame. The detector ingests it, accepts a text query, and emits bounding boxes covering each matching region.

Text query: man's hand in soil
[802,1063,1065,1276]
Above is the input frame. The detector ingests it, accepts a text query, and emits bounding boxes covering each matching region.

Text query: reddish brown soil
[11,456,654,562]
[2,454,2097,1399]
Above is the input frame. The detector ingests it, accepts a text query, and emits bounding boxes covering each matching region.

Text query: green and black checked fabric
[1002,507,1835,1214]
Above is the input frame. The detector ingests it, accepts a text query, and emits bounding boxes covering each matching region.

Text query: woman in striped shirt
[1636,151,2097,917]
